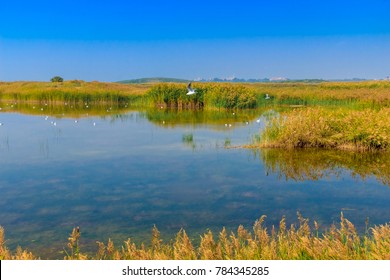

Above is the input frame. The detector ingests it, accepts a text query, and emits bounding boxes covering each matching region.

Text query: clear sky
[1,0,390,81]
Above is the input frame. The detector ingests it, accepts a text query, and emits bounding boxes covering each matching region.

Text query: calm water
[1,105,390,258]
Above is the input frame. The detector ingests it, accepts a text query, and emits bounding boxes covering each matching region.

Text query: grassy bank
[1,80,390,109]
[249,81,390,107]
[146,81,390,109]
[255,107,390,151]
[0,81,148,105]
[1,214,389,260]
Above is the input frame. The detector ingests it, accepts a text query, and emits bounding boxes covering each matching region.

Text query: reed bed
[0,81,148,105]
[249,81,390,107]
[146,83,257,109]
[2,80,390,108]
[257,107,390,151]
[146,81,390,109]
[1,214,390,260]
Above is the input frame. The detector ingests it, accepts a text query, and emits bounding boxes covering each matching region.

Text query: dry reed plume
[1,214,390,260]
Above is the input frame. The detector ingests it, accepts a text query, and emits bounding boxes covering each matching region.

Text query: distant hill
[117,77,373,84]
[117,77,190,84]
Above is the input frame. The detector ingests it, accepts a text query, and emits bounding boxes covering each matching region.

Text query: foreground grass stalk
[2,214,390,260]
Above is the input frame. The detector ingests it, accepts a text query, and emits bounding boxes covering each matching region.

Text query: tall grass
[2,214,390,260]
[249,81,390,107]
[257,107,390,151]
[0,81,148,105]
[2,80,390,108]
[146,83,257,109]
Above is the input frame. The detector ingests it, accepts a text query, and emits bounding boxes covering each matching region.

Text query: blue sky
[1,0,390,81]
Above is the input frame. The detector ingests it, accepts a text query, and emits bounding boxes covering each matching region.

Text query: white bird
[265,94,270,100]
[186,82,196,95]
[256,119,261,123]
[93,122,96,126]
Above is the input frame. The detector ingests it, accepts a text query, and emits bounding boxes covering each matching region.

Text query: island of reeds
[1,214,390,260]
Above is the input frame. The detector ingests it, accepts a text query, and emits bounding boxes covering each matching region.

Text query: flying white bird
[186,82,196,95]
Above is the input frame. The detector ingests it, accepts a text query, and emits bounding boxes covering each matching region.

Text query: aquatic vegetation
[2,80,390,109]
[0,81,147,105]
[249,81,390,107]
[224,138,232,147]
[2,214,390,260]
[257,107,390,150]
[146,83,257,109]
[182,133,194,143]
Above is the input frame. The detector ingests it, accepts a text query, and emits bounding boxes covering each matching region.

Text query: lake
[1,104,390,258]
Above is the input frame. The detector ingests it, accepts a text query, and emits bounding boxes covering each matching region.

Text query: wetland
[1,81,390,259]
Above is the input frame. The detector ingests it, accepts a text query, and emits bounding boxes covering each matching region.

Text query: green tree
[50,76,64,82]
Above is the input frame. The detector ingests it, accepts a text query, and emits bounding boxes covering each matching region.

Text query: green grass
[2,80,390,109]
[182,133,194,143]
[0,81,148,105]
[146,83,257,109]
[249,81,390,107]
[2,214,390,260]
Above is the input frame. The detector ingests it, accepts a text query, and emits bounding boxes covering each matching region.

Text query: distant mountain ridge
[117,77,375,84]
[117,77,190,84]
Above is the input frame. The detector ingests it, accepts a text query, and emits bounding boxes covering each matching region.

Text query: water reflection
[142,108,268,128]
[258,148,390,186]
[0,101,133,118]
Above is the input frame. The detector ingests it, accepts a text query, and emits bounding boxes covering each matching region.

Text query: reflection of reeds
[143,108,264,129]
[257,148,390,185]
[2,213,390,259]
